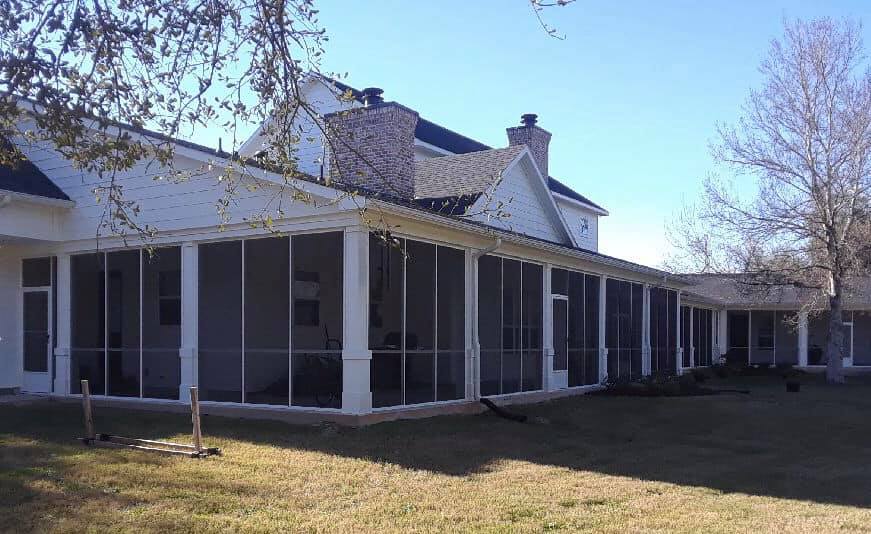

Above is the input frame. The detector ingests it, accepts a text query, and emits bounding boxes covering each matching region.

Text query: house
[0,77,864,424]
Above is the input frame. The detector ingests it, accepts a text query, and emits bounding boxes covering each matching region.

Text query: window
[649,287,678,375]
[369,235,466,407]
[22,257,51,287]
[197,232,343,407]
[605,278,644,381]
[557,268,600,387]
[691,308,713,367]
[750,310,775,364]
[158,270,181,326]
[71,247,181,399]
[477,254,543,396]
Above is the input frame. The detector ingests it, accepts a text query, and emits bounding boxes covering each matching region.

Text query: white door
[22,289,52,393]
[551,297,569,389]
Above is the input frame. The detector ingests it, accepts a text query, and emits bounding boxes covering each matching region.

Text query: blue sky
[203,1,871,267]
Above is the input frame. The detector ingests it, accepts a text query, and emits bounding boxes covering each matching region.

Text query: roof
[413,145,525,199]
[0,139,70,201]
[548,176,605,212]
[322,76,604,211]
[682,274,871,308]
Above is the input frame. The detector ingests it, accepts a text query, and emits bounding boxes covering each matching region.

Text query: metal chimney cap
[362,87,384,107]
[520,113,538,127]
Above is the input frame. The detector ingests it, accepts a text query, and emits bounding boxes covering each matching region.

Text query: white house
[0,77,865,424]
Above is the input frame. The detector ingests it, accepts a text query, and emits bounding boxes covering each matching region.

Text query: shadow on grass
[3,375,871,510]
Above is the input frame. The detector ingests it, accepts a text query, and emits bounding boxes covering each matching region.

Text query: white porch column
[798,311,808,366]
[689,306,695,368]
[718,309,728,359]
[598,275,608,383]
[179,242,198,402]
[676,291,683,374]
[642,284,651,376]
[466,248,477,399]
[746,309,752,364]
[53,253,71,395]
[542,265,555,391]
[341,227,372,414]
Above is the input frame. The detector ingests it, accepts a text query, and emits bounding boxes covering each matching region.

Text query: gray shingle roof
[413,145,526,199]
[0,138,69,201]
[682,274,871,308]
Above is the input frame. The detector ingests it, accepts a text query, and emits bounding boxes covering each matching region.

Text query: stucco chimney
[324,94,419,199]
[506,113,552,178]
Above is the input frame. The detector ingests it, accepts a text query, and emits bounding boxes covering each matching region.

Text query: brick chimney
[323,88,419,199]
[506,113,552,178]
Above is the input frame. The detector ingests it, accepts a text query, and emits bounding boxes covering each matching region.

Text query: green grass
[2,375,871,533]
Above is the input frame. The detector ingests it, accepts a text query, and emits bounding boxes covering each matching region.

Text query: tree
[670,18,871,383]
[0,0,574,240]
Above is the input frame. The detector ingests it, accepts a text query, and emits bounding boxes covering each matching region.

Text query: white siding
[0,253,20,388]
[469,162,564,244]
[555,197,599,252]
[239,81,356,177]
[12,132,350,243]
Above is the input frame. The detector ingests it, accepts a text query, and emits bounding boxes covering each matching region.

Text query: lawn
[2,376,871,533]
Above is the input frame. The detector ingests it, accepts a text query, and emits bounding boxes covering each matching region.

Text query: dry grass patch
[2,375,871,532]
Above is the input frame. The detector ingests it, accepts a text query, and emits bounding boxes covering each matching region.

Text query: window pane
[142,247,181,399]
[584,275,599,351]
[23,291,49,372]
[245,237,289,405]
[553,299,568,371]
[437,246,465,351]
[436,351,465,401]
[107,350,139,397]
[480,350,500,396]
[198,241,242,402]
[552,268,568,295]
[501,350,522,394]
[522,263,542,351]
[405,352,435,404]
[853,311,871,366]
[71,350,105,395]
[750,310,775,364]
[106,250,140,396]
[293,232,343,351]
[371,352,402,407]
[291,352,341,408]
[522,349,542,391]
[142,350,180,400]
[369,235,403,351]
[71,253,105,394]
[477,255,502,350]
[22,257,51,287]
[405,240,435,351]
[502,260,521,351]
[72,253,105,350]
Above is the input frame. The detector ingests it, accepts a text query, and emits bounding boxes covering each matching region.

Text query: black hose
[480,397,527,422]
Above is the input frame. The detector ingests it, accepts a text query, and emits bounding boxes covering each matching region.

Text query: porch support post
[466,248,477,399]
[179,242,198,402]
[676,291,683,374]
[689,306,695,368]
[341,227,372,414]
[53,253,71,395]
[598,275,607,383]
[542,265,555,391]
[642,284,651,376]
[747,309,752,365]
[798,310,808,367]
[718,309,728,360]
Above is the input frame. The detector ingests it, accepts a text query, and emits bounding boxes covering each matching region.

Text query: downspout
[472,237,502,259]
[470,237,501,400]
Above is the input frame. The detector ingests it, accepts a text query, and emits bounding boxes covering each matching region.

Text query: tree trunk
[825,275,846,384]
